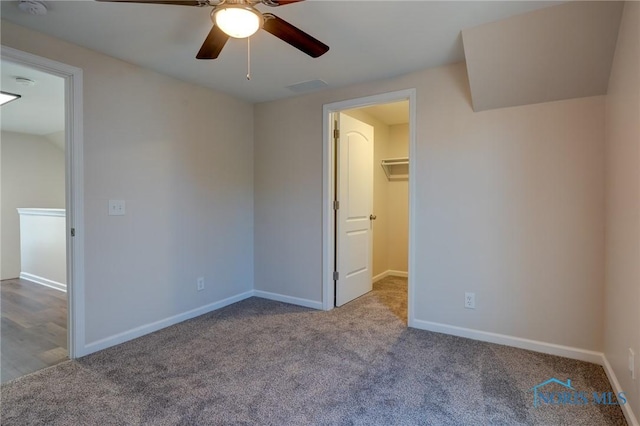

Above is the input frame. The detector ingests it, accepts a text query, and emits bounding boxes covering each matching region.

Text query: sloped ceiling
[462,1,623,112]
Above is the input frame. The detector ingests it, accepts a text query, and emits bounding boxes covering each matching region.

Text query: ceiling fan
[96,0,329,60]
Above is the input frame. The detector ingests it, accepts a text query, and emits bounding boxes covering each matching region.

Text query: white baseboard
[411,319,604,365]
[20,272,66,292]
[253,290,323,310]
[602,355,640,426]
[372,272,387,282]
[373,270,409,283]
[83,290,254,355]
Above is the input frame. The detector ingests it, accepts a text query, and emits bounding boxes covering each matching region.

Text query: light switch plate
[108,200,125,216]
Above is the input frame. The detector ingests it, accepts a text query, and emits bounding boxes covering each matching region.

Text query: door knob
[370,214,377,220]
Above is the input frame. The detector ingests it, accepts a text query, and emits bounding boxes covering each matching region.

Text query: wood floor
[1,278,67,384]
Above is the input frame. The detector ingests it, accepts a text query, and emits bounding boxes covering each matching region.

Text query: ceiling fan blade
[96,0,205,6]
[262,0,305,6]
[196,25,229,60]
[262,14,329,58]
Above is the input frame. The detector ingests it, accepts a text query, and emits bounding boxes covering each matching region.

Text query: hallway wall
[1,131,65,280]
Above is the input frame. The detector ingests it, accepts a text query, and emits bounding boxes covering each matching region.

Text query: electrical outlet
[197,277,205,291]
[629,348,636,380]
[465,292,475,309]
[108,200,126,216]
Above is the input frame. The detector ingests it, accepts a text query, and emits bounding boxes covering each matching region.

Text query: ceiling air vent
[286,79,328,93]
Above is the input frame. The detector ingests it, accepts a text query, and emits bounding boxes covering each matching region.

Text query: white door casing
[1,46,86,357]
[322,89,416,325]
[335,113,374,306]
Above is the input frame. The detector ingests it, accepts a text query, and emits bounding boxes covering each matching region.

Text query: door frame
[1,46,86,358]
[322,89,417,326]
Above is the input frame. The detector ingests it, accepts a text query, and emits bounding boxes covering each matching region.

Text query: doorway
[1,46,85,369]
[1,60,68,382]
[322,89,416,326]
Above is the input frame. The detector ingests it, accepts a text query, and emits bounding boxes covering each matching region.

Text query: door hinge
[333,128,340,139]
[70,228,75,237]
[333,200,339,210]
[333,271,339,281]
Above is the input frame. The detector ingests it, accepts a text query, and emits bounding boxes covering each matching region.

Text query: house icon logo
[530,378,575,408]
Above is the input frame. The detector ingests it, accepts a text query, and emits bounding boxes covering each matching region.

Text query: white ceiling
[0,0,563,104]
[356,100,409,126]
[0,60,65,135]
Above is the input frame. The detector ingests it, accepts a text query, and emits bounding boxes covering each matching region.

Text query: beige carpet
[1,277,627,425]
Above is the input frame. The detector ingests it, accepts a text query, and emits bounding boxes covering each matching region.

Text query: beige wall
[388,124,409,158]
[254,62,605,351]
[1,21,254,346]
[387,124,409,273]
[604,1,640,420]
[1,131,65,280]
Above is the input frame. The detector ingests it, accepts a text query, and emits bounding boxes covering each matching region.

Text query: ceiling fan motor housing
[212,4,264,39]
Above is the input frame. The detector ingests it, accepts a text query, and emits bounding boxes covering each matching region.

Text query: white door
[335,113,374,306]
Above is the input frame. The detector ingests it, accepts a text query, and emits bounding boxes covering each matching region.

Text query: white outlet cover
[108,200,126,216]
[464,292,476,309]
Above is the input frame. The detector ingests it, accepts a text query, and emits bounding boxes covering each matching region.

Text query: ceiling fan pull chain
[247,37,251,81]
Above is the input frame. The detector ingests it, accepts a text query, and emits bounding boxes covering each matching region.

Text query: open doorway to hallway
[324,90,415,324]
[1,59,68,382]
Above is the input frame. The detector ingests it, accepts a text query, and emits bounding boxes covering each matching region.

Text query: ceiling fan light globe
[213,6,262,39]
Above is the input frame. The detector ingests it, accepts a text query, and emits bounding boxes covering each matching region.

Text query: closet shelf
[381,157,409,181]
